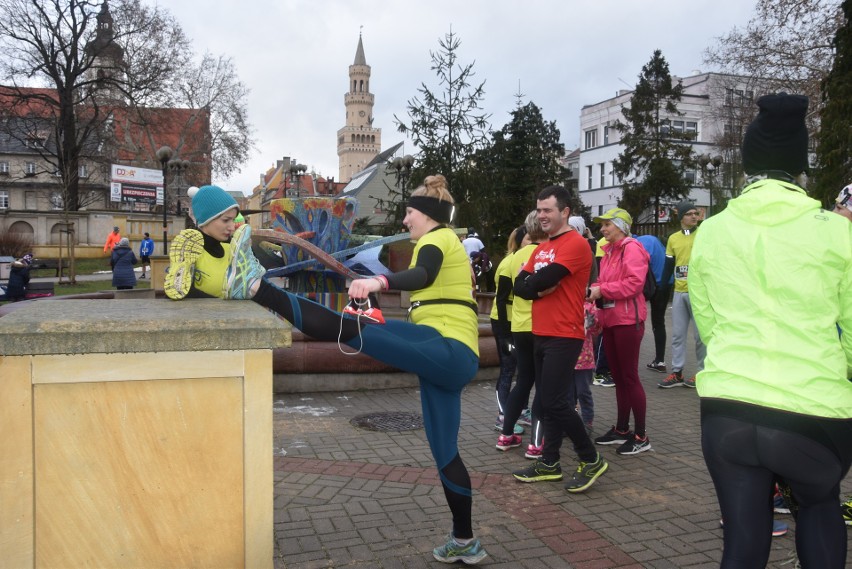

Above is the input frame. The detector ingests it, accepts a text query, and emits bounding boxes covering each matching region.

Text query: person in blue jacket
[636,234,671,373]
[139,232,155,278]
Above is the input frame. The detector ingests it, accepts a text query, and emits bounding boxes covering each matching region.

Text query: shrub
[0,228,34,258]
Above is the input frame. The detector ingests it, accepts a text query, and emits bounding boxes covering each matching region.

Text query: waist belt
[408,298,478,318]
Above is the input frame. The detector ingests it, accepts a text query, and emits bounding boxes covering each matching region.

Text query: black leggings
[702,413,851,569]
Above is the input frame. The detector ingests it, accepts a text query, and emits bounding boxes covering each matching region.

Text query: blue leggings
[253,278,479,538]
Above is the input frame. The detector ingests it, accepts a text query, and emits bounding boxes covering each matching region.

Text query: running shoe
[773,493,791,515]
[593,372,615,387]
[492,416,524,435]
[432,534,487,565]
[646,360,667,373]
[684,376,697,388]
[524,443,543,459]
[512,459,562,482]
[772,520,788,537]
[616,434,652,455]
[658,371,684,388]
[564,453,608,493]
[164,229,204,300]
[495,434,522,451]
[842,496,852,526]
[222,225,266,300]
[518,408,533,426]
[342,297,386,324]
[594,426,632,445]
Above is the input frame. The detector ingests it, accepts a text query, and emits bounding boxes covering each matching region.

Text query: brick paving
[272,318,852,568]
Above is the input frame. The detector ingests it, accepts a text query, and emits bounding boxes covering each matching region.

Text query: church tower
[84,1,127,103]
[337,34,381,182]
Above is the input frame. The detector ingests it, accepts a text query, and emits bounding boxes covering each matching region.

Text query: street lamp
[288,163,307,197]
[156,145,173,254]
[697,154,723,216]
[390,154,415,201]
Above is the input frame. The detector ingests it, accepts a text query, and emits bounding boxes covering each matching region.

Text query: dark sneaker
[842,496,852,526]
[495,434,522,451]
[223,225,266,300]
[512,459,562,483]
[658,371,684,388]
[564,453,608,493]
[517,408,533,426]
[493,416,524,435]
[646,360,667,373]
[773,493,791,515]
[432,535,487,565]
[616,434,652,455]
[594,426,632,445]
[593,372,615,387]
[684,376,696,388]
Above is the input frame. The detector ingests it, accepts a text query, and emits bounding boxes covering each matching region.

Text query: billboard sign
[110,165,164,205]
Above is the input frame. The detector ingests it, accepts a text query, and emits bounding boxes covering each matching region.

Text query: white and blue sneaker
[432,534,487,565]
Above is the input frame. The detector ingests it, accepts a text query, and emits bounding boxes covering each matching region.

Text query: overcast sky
[161,0,757,195]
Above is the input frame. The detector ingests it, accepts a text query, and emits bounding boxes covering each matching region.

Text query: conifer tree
[612,50,693,225]
[816,0,852,206]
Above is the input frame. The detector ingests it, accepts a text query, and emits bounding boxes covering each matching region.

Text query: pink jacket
[597,236,649,328]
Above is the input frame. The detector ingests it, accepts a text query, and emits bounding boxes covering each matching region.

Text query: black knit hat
[741,93,809,176]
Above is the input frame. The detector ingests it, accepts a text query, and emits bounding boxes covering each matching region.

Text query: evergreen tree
[475,100,571,249]
[394,28,490,213]
[612,50,694,224]
[816,0,852,206]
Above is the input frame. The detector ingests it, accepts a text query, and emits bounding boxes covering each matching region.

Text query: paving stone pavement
[272,313,852,568]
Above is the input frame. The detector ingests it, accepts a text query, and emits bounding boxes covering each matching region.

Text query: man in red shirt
[511,186,608,492]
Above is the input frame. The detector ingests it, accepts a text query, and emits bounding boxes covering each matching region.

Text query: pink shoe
[524,443,543,459]
[496,434,522,451]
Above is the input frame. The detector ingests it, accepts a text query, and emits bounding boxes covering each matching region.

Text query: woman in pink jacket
[586,208,652,456]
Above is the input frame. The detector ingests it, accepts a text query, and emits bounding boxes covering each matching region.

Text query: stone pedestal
[149,255,169,291]
[0,299,290,569]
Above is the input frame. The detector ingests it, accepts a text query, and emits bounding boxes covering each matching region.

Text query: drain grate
[350,411,423,432]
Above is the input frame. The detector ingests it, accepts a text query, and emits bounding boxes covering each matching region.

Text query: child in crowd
[571,300,600,434]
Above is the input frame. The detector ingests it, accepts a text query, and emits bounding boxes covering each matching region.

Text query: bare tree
[704,0,843,108]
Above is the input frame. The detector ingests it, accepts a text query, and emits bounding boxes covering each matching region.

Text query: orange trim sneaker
[658,371,684,388]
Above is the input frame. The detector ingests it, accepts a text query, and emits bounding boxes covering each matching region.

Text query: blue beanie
[189,185,238,227]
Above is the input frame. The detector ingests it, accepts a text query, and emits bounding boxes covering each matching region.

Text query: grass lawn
[53,278,151,296]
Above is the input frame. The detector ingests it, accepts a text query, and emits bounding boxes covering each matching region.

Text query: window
[599,163,606,188]
[684,169,696,184]
[79,164,88,178]
[584,129,597,150]
[0,190,8,209]
[25,162,36,176]
[725,88,753,106]
[603,125,610,145]
[0,161,8,174]
[586,165,593,190]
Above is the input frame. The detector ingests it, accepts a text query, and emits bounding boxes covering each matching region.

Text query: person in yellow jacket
[690,93,852,569]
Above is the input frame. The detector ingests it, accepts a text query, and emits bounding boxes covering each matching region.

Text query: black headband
[408,195,454,224]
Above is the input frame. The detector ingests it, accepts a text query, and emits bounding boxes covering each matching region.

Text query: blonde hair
[411,174,455,203]
[506,227,520,254]
[524,210,547,242]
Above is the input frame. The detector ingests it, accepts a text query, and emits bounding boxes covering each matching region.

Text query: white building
[578,72,761,221]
